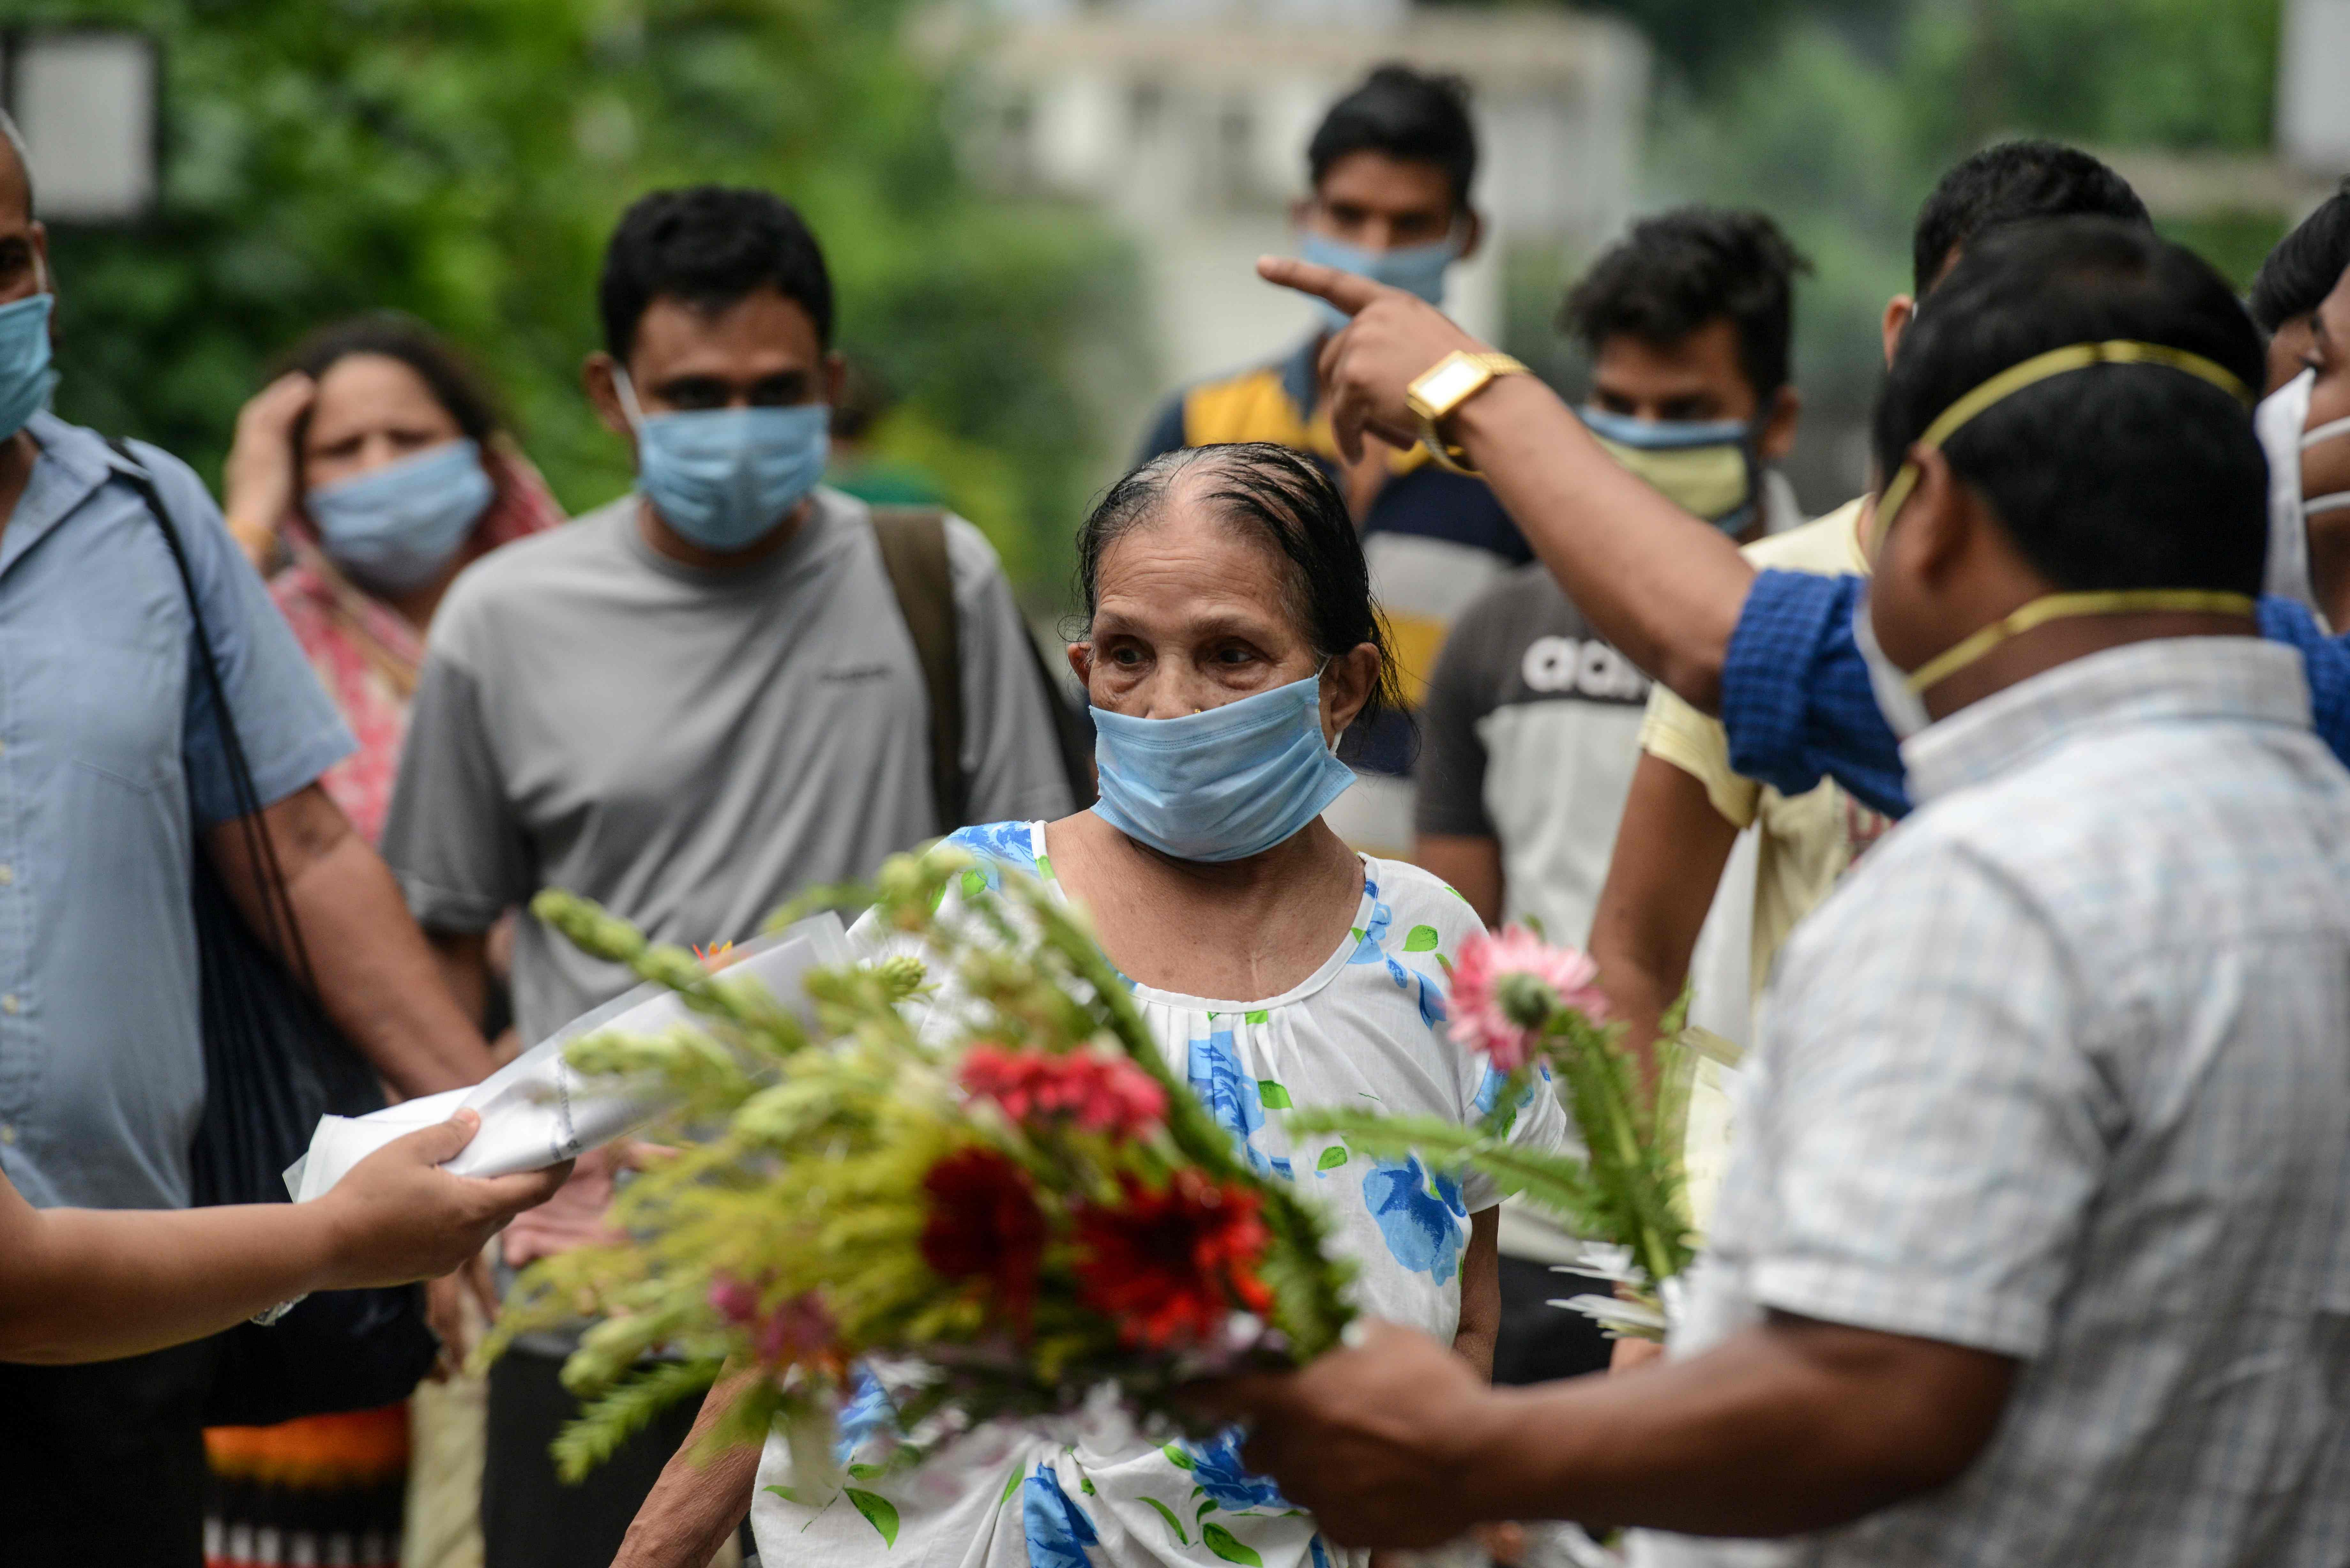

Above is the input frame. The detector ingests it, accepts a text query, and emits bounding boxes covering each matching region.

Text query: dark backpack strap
[870,505,967,834]
[106,438,314,986]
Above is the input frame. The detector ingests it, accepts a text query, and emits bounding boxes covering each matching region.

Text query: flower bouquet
[479,848,1355,1490]
[1287,926,1699,1341]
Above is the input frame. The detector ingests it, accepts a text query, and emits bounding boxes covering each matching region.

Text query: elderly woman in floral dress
[613,442,1568,1568]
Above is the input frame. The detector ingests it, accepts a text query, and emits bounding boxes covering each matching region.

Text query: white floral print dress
[749,820,1569,1568]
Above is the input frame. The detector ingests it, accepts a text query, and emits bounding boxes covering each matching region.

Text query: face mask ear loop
[2302,414,2350,452]
[611,365,646,431]
[1312,656,1351,753]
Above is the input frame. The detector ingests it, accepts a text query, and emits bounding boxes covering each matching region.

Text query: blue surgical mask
[1300,230,1459,334]
[0,291,57,441]
[1091,673,1357,863]
[306,438,495,593]
[617,369,829,553]
[1579,407,1759,534]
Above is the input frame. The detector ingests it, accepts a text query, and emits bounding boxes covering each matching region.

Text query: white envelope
[284,912,853,1203]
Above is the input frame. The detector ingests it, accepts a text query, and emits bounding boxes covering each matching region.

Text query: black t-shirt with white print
[1414,562,1653,947]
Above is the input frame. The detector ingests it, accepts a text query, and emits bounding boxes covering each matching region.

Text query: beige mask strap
[1875,339,2254,529]
[1904,588,2258,694]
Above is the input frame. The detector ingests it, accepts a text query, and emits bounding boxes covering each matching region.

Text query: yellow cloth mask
[1581,408,1758,533]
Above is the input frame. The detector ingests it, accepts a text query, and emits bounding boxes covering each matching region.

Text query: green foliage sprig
[482,848,1353,1484]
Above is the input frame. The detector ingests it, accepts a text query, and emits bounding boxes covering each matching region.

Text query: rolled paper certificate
[285,912,853,1203]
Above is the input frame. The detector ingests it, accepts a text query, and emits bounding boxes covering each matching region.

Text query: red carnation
[920,1147,1049,1332]
[1073,1171,1274,1351]
[960,1045,1168,1141]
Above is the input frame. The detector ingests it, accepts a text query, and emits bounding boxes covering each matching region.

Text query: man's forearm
[1450,377,1755,712]
[1451,1322,2008,1537]
[614,1370,764,1568]
[1,1198,342,1363]
[289,833,496,1094]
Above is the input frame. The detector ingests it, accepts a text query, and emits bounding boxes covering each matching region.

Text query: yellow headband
[1875,339,2254,529]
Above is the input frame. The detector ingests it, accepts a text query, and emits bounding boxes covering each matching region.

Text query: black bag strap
[105,438,317,991]
[869,505,967,835]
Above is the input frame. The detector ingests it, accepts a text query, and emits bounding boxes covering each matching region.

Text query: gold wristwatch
[1405,350,1529,475]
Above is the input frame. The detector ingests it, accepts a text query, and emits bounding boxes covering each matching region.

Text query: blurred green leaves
[34,0,1142,600]
[1639,0,2286,500]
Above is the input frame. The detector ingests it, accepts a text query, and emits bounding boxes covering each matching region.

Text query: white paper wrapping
[283,913,853,1203]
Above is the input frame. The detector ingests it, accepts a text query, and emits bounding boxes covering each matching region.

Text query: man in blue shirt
[1259,157,2350,822]
[0,117,498,1568]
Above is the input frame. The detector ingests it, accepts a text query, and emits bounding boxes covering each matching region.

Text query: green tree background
[24,0,2301,575]
[30,0,1147,603]
[1470,0,2291,505]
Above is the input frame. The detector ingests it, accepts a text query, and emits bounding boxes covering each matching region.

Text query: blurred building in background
[935,0,1649,427]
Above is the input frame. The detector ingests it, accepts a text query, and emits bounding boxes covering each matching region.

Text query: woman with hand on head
[613,442,1570,1568]
[213,314,565,1568]
[224,313,566,845]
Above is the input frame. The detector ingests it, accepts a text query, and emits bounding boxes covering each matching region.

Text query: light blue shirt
[0,412,353,1210]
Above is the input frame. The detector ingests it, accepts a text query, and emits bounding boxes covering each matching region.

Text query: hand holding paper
[284,913,852,1203]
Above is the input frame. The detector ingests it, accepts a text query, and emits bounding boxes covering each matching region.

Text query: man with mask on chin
[1220,217,2350,1568]
[1137,63,1526,859]
[378,185,1072,1568]
[0,113,505,1568]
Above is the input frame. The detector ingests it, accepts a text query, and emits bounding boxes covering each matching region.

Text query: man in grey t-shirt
[381,186,1071,1568]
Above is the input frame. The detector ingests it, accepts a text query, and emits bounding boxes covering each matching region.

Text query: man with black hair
[1418,207,1808,937]
[1413,208,1809,1390]
[2249,182,2350,628]
[1138,63,1526,858]
[380,185,1071,1568]
[1224,216,2350,1568]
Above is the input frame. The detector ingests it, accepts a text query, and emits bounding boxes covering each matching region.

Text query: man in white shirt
[1219,218,2350,1568]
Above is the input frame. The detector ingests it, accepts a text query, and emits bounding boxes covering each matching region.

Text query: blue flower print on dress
[1023,1463,1100,1568]
[1311,1535,1333,1568]
[1473,1064,1538,1118]
[1345,881,1446,1021]
[1363,1153,1468,1284]
[1183,1426,1292,1511]
[1188,1027,1270,1174]
[833,1366,898,1463]
[1346,883,1395,968]
[940,820,1041,893]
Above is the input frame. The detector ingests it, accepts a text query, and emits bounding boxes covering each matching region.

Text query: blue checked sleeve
[1720,569,1912,820]
[2258,596,2350,770]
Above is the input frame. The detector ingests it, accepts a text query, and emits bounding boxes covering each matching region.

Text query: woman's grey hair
[1071,441,1409,729]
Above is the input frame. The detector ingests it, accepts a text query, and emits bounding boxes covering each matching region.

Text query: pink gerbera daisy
[1446,926,1610,1072]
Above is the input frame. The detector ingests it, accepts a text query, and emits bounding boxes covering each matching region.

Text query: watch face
[1415,357,1486,416]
